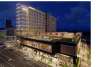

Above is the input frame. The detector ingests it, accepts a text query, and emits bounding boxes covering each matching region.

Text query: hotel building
[15,3,90,67]
[46,14,56,32]
[16,3,56,37]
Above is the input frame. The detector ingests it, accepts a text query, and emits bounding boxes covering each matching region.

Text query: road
[0,47,48,67]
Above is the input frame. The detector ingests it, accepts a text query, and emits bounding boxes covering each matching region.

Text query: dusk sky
[0,1,90,32]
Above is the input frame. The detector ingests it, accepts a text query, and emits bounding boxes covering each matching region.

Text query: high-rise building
[16,3,56,37]
[5,20,15,36]
[5,20,13,28]
[5,19,16,41]
[46,14,56,32]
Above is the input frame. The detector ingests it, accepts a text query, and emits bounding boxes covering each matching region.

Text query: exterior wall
[46,15,56,32]
[17,46,73,67]
[16,3,56,37]
[22,40,52,53]
[15,32,87,67]
[16,34,77,67]
[77,39,91,67]
[39,32,75,38]
[60,44,76,56]
[16,3,29,36]
[28,8,46,34]
[6,28,15,36]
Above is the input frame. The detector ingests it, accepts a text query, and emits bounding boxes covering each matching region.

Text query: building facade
[16,32,90,67]
[46,14,56,32]
[16,3,56,37]
[76,39,91,67]
[5,19,16,41]
[15,3,90,67]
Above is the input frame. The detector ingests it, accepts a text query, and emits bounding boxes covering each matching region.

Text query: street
[0,47,48,67]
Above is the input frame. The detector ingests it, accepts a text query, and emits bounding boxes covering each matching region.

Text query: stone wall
[17,46,74,67]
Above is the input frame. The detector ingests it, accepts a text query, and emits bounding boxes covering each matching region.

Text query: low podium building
[16,32,90,67]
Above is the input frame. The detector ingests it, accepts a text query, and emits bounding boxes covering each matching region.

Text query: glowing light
[28,7,36,10]
[22,7,28,11]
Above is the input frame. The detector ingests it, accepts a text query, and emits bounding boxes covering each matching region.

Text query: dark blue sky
[0,1,90,32]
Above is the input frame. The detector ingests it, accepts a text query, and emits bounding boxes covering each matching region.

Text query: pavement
[0,47,49,67]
